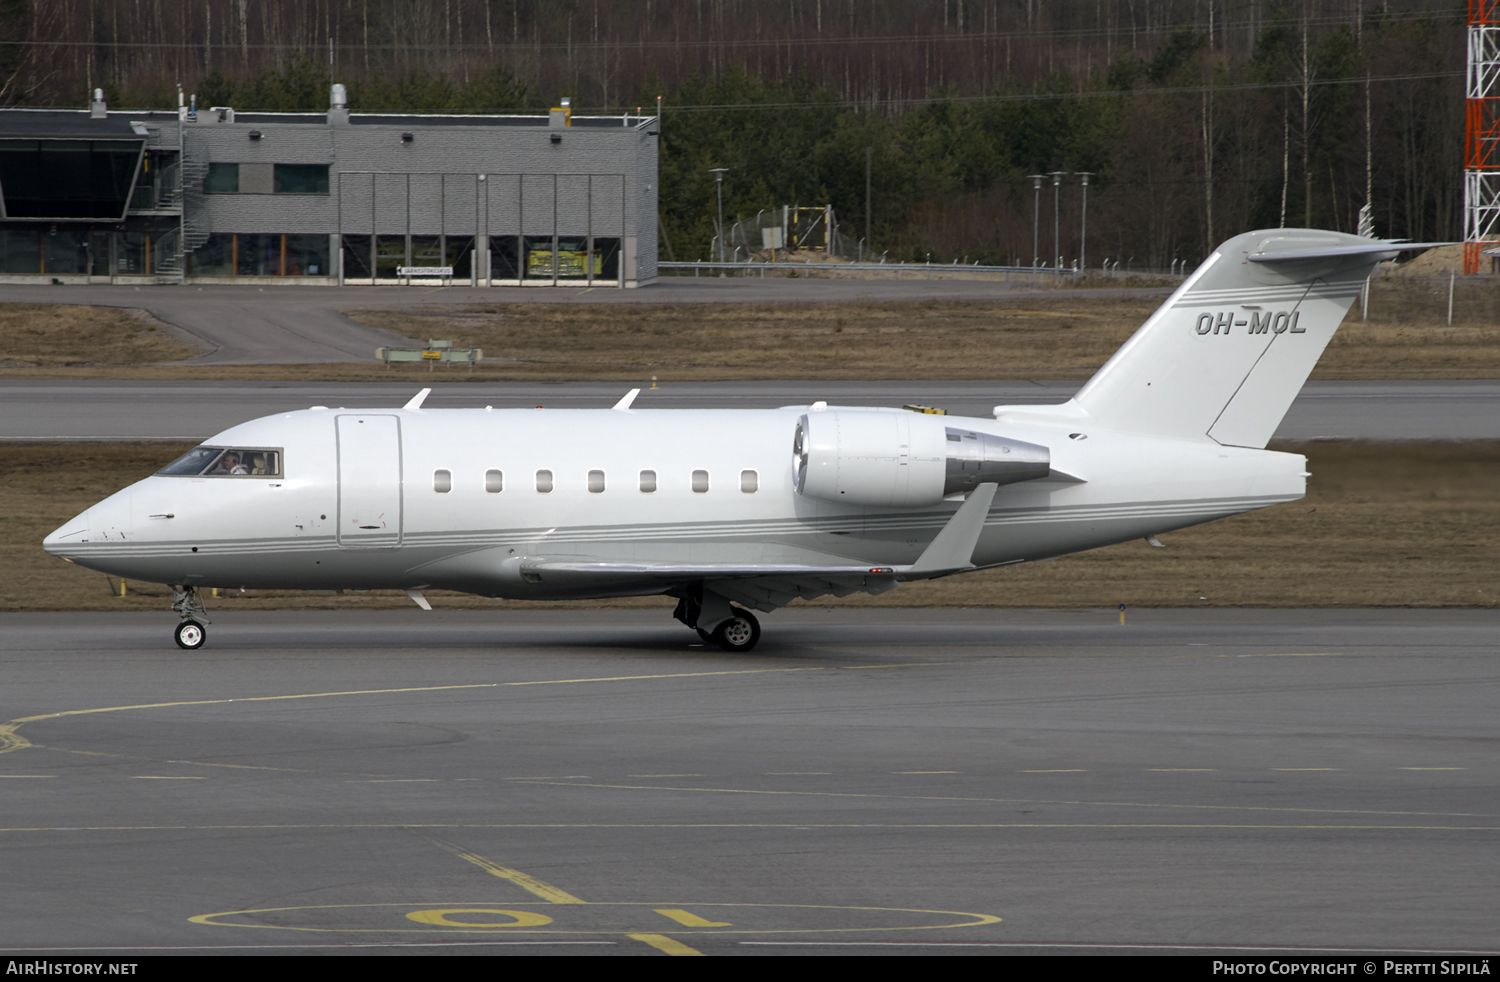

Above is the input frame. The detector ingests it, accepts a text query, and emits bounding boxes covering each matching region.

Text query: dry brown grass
[353,298,1158,380]
[367,276,1500,380]
[0,304,201,366]
[6,441,1496,613]
[350,286,1500,381]
[1,283,1499,379]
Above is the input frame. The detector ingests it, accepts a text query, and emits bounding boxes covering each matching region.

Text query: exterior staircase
[157,137,210,283]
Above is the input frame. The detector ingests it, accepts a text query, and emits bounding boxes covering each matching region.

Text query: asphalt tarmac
[0,379,1494,442]
[1,608,1496,956]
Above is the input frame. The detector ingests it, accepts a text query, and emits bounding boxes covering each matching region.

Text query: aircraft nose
[43,507,91,556]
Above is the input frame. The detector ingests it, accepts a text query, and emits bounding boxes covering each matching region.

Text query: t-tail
[1057,229,1421,448]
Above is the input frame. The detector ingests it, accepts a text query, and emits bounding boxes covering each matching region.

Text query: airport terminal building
[0,87,659,287]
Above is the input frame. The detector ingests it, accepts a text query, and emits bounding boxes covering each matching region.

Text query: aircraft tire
[175,620,206,650]
[712,608,761,653]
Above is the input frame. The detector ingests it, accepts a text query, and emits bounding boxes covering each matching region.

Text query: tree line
[0,0,1466,268]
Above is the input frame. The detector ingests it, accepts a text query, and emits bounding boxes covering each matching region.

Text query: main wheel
[711,608,761,653]
[175,619,206,650]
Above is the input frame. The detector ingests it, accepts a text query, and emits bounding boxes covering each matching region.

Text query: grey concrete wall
[177,112,657,284]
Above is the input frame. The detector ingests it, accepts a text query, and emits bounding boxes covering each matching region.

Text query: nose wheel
[170,586,211,650]
[175,619,206,650]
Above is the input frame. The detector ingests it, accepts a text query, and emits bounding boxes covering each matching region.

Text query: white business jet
[44,229,1412,651]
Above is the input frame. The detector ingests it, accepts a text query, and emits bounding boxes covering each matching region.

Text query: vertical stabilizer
[1071,229,1400,448]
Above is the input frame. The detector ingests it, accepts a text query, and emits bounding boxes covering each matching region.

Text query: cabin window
[155,446,282,478]
[588,469,606,493]
[433,469,451,493]
[740,469,759,493]
[639,469,657,493]
[692,469,709,493]
[485,469,503,493]
[535,469,553,493]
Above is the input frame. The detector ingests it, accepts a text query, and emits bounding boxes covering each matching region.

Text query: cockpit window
[157,447,283,478]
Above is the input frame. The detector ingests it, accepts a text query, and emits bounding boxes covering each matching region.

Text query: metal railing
[660,259,1189,280]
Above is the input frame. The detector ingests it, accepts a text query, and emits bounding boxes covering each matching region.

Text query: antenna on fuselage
[403,388,432,410]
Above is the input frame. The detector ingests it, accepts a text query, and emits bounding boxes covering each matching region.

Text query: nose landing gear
[171,586,210,650]
[175,619,206,649]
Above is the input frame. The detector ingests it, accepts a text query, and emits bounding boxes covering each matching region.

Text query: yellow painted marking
[131,776,206,780]
[0,775,52,778]
[405,908,554,928]
[420,838,701,955]
[654,909,733,928]
[0,724,30,755]
[0,667,855,756]
[423,837,587,904]
[628,933,704,956]
[189,900,1002,936]
[1,661,932,758]
[894,771,958,775]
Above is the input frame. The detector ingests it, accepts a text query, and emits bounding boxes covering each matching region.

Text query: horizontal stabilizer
[1246,241,1452,264]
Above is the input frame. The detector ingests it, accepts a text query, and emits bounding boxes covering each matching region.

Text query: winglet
[404,388,432,410]
[612,388,641,411]
[902,483,998,578]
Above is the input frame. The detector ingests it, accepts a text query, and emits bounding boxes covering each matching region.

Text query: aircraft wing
[520,560,903,612]
[521,482,1002,611]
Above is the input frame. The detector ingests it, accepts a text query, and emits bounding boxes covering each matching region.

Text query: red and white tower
[1464,0,1500,273]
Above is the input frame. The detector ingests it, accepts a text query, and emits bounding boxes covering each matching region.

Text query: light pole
[1049,171,1067,273]
[708,167,728,264]
[1077,172,1093,273]
[1028,175,1044,268]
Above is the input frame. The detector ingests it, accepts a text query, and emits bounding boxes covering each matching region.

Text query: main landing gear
[171,585,210,650]
[711,609,761,652]
[674,589,762,652]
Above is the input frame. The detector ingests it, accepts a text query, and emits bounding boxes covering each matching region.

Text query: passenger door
[336,415,402,548]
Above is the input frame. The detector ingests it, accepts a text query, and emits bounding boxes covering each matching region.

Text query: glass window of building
[204,163,239,193]
[274,164,329,194]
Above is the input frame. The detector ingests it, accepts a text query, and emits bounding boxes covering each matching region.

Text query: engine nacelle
[792,411,1050,508]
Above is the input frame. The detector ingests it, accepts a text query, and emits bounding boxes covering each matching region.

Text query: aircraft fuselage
[44,405,1305,601]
